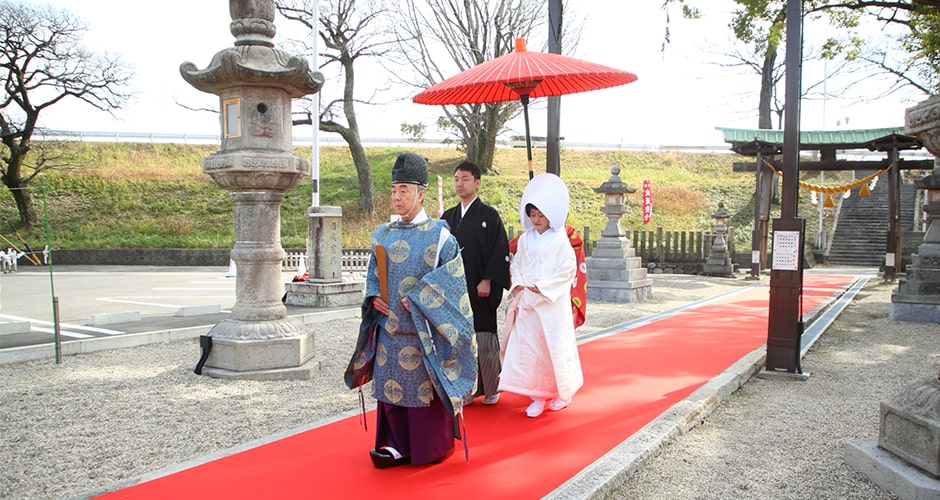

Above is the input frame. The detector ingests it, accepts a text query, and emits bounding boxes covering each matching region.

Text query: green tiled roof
[716,127,907,146]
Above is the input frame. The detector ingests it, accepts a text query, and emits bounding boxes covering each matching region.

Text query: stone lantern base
[586,237,653,303]
[889,239,940,323]
[845,376,940,499]
[703,254,735,277]
[198,318,322,381]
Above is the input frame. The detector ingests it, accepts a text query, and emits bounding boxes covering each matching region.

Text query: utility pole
[765,0,806,375]
[546,0,562,176]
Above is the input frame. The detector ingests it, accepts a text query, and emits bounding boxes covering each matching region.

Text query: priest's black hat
[391,152,428,187]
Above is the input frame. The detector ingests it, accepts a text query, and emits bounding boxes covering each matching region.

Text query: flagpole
[310,0,320,207]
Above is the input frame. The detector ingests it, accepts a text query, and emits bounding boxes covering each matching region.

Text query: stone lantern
[585,165,652,302]
[703,202,734,277]
[845,93,940,498]
[179,0,325,380]
[890,162,940,322]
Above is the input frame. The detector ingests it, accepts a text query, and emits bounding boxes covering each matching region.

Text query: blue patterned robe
[356,217,477,416]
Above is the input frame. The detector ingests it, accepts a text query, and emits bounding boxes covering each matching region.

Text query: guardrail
[35,129,735,153]
[283,248,371,273]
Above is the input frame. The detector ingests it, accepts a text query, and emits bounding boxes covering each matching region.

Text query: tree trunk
[465,105,500,174]
[349,140,375,215]
[10,179,36,229]
[2,145,38,229]
[334,128,374,215]
[758,46,777,130]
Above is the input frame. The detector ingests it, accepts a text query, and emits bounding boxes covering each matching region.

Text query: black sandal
[369,446,411,469]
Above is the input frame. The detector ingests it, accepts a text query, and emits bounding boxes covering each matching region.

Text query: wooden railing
[631,226,736,263]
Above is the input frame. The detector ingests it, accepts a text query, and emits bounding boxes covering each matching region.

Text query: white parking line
[30,326,94,339]
[0,314,125,338]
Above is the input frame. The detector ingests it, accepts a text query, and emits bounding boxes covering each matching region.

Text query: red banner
[642,179,652,224]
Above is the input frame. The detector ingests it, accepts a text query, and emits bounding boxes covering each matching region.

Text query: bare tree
[704,41,866,129]
[276,0,393,216]
[0,1,133,228]
[676,0,940,130]
[389,0,545,173]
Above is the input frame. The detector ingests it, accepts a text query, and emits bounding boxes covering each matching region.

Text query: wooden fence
[509,225,734,264]
[630,226,736,263]
[283,226,735,272]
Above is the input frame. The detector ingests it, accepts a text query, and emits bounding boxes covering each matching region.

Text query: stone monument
[283,205,365,307]
[703,202,735,277]
[180,0,325,380]
[844,94,940,499]
[585,165,652,302]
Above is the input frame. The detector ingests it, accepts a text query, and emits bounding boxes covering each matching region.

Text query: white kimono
[499,227,584,402]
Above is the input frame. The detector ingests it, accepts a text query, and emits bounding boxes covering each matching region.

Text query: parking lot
[0,266,358,357]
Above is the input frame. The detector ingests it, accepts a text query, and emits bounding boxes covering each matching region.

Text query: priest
[345,152,478,468]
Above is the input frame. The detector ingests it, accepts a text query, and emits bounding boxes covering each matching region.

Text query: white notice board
[772,231,801,271]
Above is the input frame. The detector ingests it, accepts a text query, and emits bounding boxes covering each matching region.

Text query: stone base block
[284,280,364,308]
[703,261,735,277]
[879,378,940,477]
[88,311,141,326]
[889,302,940,323]
[587,280,653,303]
[757,370,810,381]
[203,321,317,377]
[198,355,326,381]
[846,438,940,500]
[175,305,222,317]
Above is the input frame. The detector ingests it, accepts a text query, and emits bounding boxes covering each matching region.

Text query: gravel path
[611,278,938,500]
[1,274,935,499]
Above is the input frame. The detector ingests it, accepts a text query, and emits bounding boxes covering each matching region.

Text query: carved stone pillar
[179,0,326,380]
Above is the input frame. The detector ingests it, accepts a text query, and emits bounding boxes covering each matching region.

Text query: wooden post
[766,0,805,374]
[884,146,900,281]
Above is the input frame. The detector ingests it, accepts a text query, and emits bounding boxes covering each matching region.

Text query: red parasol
[413,38,638,178]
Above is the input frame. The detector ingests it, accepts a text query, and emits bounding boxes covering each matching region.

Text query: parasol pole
[521,94,534,180]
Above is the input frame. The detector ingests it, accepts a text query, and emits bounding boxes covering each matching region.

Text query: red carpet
[95,274,855,500]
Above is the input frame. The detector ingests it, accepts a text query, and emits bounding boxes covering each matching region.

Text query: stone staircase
[826,174,916,267]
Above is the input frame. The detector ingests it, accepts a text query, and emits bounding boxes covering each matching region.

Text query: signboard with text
[772,230,801,271]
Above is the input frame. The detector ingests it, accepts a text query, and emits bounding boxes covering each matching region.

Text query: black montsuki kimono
[442,198,511,333]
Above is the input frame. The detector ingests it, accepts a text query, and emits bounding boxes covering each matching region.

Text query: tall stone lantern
[179,0,325,380]
[585,165,652,302]
[845,93,940,498]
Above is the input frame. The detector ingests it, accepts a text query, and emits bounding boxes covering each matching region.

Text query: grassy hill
[0,141,846,252]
